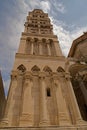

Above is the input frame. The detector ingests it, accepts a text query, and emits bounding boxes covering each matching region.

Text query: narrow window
[47,88,51,97]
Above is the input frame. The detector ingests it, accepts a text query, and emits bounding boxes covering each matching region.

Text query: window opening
[47,88,51,97]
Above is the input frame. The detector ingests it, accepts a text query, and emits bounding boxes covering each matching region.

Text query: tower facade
[0,9,87,130]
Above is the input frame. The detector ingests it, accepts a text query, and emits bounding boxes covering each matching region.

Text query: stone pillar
[0,72,19,126]
[53,75,71,126]
[47,40,51,56]
[53,40,62,56]
[39,40,42,55]
[0,73,23,126]
[31,39,34,54]
[19,73,33,126]
[66,74,86,125]
[39,74,49,126]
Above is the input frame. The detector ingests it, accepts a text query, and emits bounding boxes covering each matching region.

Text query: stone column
[31,39,34,54]
[54,75,71,126]
[53,40,62,56]
[39,74,49,126]
[0,73,23,126]
[47,40,51,56]
[65,73,86,125]
[0,72,20,127]
[19,73,33,126]
[39,40,42,55]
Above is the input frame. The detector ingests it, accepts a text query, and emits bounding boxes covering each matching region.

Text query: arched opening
[17,64,26,72]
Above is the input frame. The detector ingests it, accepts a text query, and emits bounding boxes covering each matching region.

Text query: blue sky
[0,0,87,95]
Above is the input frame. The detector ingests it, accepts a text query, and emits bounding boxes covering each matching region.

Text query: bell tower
[1,9,87,129]
[18,9,62,56]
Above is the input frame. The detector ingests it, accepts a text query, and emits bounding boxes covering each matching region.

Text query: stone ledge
[0,126,87,130]
[15,53,65,61]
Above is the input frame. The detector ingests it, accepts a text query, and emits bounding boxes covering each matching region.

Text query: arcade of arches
[25,38,56,56]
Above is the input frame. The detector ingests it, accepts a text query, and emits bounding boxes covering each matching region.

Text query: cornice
[15,53,65,61]
[21,32,57,39]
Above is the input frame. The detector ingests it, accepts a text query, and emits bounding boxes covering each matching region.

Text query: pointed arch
[48,39,53,43]
[26,37,31,42]
[17,64,26,72]
[34,38,38,42]
[57,66,65,72]
[31,65,40,72]
[43,66,52,73]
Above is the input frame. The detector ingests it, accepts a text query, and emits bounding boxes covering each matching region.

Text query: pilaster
[53,74,71,126]
[19,72,33,126]
[39,73,49,126]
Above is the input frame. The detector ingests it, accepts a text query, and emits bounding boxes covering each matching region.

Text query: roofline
[68,32,87,57]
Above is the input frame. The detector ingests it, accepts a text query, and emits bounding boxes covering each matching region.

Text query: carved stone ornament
[31,65,40,72]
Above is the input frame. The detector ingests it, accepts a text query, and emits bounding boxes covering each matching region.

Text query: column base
[58,113,71,126]
[76,118,87,125]
[19,114,33,127]
[39,120,50,126]
[0,117,9,127]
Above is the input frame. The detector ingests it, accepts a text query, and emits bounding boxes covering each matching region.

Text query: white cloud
[55,2,66,13]
[40,1,50,12]
[50,0,66,14]
[50,17,87,56]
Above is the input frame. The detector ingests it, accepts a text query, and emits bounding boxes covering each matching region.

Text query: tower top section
[24,9,53,35]
[30,9,45,14]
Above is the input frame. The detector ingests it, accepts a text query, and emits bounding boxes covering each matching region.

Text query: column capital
[39,72,45,79]
[52,73,59,80]
[38,39,42,44]
[46,39,50,44]
[11,71,18,80]
[64,72,72,80]
[31,38,34,43]
[24,72,32,80]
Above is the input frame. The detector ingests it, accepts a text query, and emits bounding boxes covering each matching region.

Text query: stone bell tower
[1,9,87,130]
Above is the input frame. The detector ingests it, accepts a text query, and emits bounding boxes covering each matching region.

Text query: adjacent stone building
[0,9,87,130]
[68,32,87,122]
